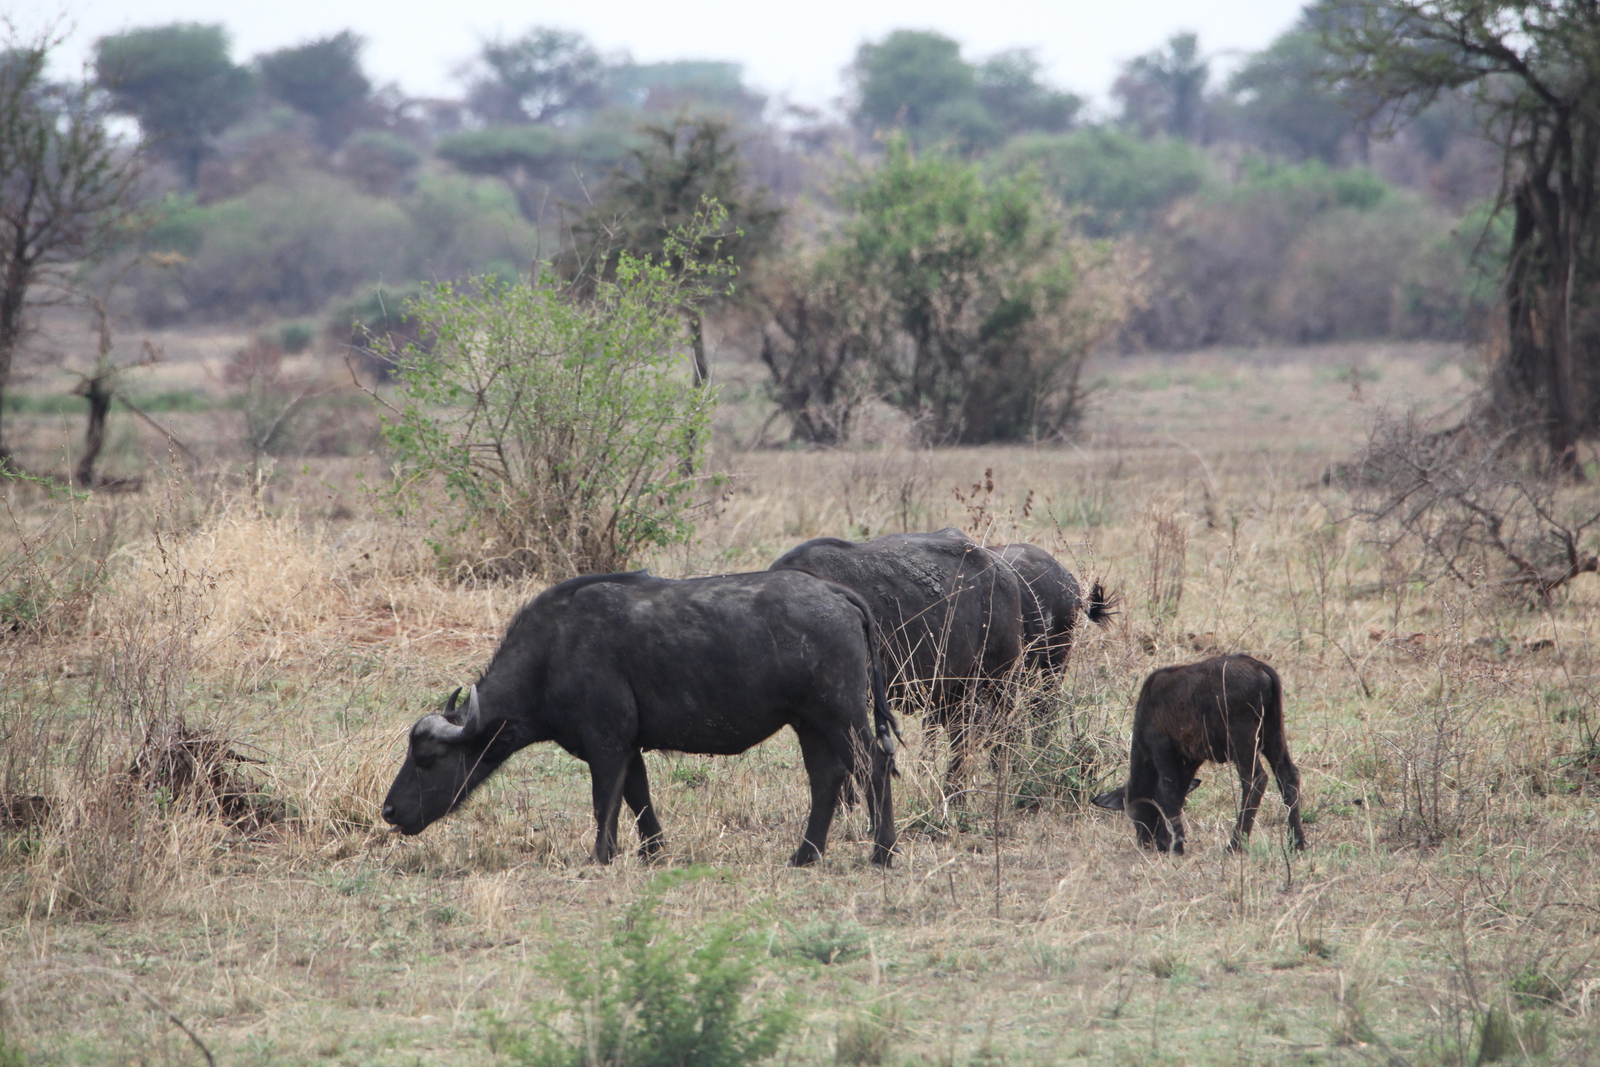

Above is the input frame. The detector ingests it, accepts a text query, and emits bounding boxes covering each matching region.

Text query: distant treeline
[76,15,1502,441]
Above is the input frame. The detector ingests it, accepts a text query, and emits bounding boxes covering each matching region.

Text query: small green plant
[1476,1006,1514,1063]
[1510,968,1563,1008]
[781,919,870,965]
[278,321,314,353]
[485,877,795,1067]
[0,1026,25,1067]
[668,762,712,789]
[1147,952,1180,979]
[380,204,730,579]
[1302,937,1336,960]
[1012,734,1100,810]
[836,1003,897,1065]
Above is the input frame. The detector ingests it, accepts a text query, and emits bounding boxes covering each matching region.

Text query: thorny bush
[1343,410,1600,604]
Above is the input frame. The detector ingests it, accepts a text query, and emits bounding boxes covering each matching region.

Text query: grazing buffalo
[1092,654,1306,854]
[381,570,898,867]
[770,528,1024,798]
[986,543,1112,676]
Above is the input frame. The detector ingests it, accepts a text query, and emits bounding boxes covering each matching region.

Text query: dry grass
[1,341,1598,1065]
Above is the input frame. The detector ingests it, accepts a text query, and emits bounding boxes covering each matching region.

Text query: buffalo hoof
[870,843,895,867]
[788,847,821,867]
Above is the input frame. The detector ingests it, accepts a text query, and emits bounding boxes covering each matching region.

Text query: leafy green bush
[401,174,537,283]
[824,137,1131,443]
[1122,159,1476,348]
[278,321,314,353]
[435,124,637,217]
[380,208,726,579]
[131,171,538,323]
[436,125,573,176]
[990,129,1208,235]
[484,880,794,1067]
[339,129,422,195]
[1225,156,1389,212]
[164,169,412,316]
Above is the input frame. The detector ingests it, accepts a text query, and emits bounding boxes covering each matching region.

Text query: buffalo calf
[1092,654,1305,854]
[381,570,898,867]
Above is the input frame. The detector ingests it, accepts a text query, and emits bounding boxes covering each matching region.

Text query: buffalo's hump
[769,527,1025,693]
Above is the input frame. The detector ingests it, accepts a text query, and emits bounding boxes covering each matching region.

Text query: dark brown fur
[1093,654,1306,854]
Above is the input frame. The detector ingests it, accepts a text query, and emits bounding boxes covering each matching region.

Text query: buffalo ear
[1091,787,1126,812]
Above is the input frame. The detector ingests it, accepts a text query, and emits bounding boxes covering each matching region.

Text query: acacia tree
[0,40,142,463]
[1319,0,1600,474]
[1113,33,1210,142]
[460,27,606,126]
[93,23,251,186]
[258,31,371,148]
[561,118,781,383]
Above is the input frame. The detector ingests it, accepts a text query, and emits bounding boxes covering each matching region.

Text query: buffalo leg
[587,751,631,864]
[1229,750,1269,852]
[1144,735,1198,854]
[867,740,896,866]
[1151,764,1199,854]
[1125,737,1162,849]
[622,752,665,859]
[943,697,984,812]
[1265,738,1307,851]
[943,714,970,811]
[790,727,847,867]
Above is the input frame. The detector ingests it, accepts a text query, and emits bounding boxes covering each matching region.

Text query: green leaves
[485,877,795,1067]
[823,137,1129,443]
[93,23,253,185]
[378,204,729,580]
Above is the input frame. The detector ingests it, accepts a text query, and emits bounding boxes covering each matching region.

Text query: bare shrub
[837,447,934,539]
[754,253,885,445]
[1142,507,1187,625]
[1385,668,1496,847]
[1265,204,1449,343]
[12,492,269,917]
[0,470,111,639]
[220,336,363,474]
[1343,410,1600,604]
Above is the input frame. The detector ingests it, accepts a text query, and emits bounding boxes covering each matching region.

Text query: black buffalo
[770,528,1024,798]
[381,570,898,867]
[986,543,1112,677]
[1092,654,1306,854]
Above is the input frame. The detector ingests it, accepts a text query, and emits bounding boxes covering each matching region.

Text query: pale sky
[34,0,1309,114]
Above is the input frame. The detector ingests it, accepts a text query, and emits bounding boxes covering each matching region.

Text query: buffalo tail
[1086,582,1117,626]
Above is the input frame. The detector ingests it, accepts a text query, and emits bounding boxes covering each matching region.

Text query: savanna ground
[1,334,1597,1065]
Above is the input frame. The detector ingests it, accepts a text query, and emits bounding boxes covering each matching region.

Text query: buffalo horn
[415,713,468,743]
[416,684,483,744]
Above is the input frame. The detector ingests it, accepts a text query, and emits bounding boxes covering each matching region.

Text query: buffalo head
[382,686,501,834]
[1091,777,1201,812]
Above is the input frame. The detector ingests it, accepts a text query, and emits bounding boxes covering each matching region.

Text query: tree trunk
[74,375,112,488]
[0,253,27,465]
[1499,139,1587,478]
[687,310,708,385]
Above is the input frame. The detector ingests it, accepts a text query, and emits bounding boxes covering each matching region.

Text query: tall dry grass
[0,347,1596,1063]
